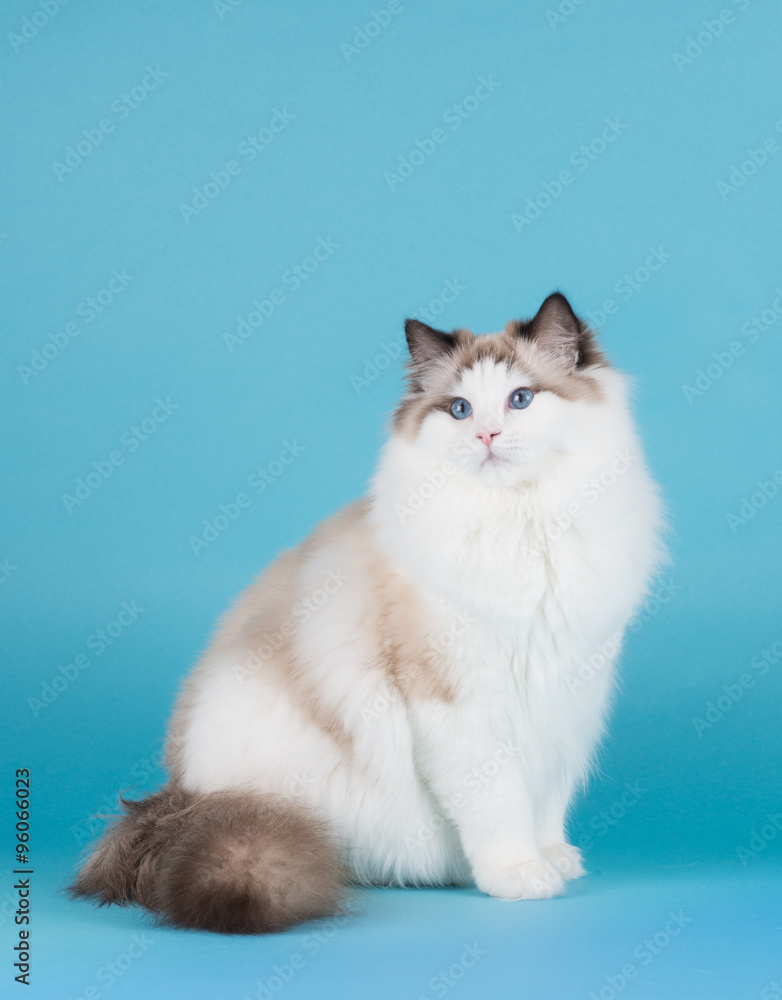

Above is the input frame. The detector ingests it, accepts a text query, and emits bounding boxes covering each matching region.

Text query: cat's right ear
[404,320,457,379]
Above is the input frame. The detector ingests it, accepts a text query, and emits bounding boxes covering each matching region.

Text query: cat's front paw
[541,842,586,881]
[476,858,566,900]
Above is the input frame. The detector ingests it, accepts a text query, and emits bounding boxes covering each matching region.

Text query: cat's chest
[374,474,640,651]
[423,505,598,598]
[396,502,630,663]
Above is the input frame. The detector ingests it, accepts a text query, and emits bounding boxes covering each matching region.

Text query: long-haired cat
[70,292,664,934]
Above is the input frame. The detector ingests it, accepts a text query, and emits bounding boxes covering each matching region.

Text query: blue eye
[449,397,472,420]
[509,387,534,410]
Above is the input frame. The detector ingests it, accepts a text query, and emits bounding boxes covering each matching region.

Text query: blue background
[2,0,781,997]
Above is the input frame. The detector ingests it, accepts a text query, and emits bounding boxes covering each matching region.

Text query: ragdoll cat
[70,292,663,934]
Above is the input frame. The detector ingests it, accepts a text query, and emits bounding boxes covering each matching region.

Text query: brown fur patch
[68,785,346,935]
[277,641,357,752]
[373,568,457,704]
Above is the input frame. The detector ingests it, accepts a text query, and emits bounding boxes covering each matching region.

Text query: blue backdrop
[2,1,781,997]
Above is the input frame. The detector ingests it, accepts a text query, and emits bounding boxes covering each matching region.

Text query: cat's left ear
[404,319,457,376]
[523,292,594,369]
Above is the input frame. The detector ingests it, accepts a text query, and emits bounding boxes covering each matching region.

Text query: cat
[70,292,664,934]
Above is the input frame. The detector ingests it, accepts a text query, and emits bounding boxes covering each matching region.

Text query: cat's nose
[476,429,500,448]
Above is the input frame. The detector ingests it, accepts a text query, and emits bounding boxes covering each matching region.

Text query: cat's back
[213,497,375,648]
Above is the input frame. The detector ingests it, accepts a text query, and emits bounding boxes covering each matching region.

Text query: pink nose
[476,429,500,447]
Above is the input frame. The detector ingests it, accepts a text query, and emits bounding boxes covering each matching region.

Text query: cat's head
[394,292,608,487]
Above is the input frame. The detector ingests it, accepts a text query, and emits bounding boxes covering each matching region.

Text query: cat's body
[71,294,664,933]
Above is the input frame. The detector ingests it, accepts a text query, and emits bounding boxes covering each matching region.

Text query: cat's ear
[404,319,457,375]
[523,292,592,369]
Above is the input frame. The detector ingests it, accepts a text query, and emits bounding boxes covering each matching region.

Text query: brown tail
[68,785,346,934]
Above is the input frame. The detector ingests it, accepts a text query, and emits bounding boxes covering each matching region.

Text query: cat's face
[395,293,606,488]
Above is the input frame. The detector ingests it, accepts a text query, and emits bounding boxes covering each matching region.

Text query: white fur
[175,357,664,899]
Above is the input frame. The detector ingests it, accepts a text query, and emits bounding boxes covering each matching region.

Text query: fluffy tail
[68,785,346,934]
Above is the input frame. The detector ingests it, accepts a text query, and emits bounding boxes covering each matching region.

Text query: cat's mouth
[480,450,507,467]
